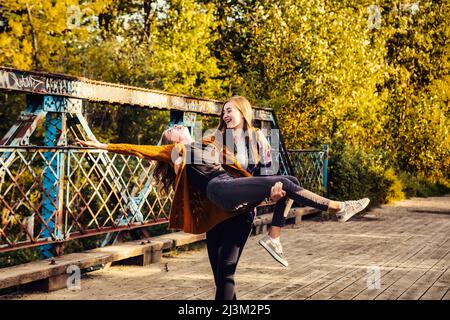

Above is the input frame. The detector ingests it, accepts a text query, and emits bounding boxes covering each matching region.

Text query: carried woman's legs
[206,173,370,267]
[206,174,342,219]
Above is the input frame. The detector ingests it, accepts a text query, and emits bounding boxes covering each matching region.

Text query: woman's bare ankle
[327,201,344,214]
[268,226,281,239]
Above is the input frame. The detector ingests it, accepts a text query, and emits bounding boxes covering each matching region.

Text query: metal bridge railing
[287,145,328,195]
[0,145,328,253]
[0,67,328,256]
[0,146,173,253]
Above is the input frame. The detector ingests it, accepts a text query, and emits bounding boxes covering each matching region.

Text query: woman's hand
[270,181,286,202]
[75,137,107,150]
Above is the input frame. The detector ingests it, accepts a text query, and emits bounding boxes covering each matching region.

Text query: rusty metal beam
[0,66,273,121]
[0,219,170,253]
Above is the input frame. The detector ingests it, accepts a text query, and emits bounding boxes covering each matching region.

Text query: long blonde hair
[215,96,261,166]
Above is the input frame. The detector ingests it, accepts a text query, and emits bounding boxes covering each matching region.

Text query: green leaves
[0,0,448,185]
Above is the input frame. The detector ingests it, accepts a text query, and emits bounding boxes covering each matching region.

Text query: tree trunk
[25,0,41,70]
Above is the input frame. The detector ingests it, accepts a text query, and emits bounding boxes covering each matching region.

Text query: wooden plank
[0,251,110,290]
[220,228,340,300]
[366,230,450,300]
[309,237,404,299]
[332,240,430,300]
[0,231,205,291]
[362,239,450,300]
[287,268,353,300]
[285,237,393,300]
[420,285,449,300]
[236,239,334,299]
[149,232,205,248]
[365,241,445,300]
[253,207,318,235]
[256,207,319,224]
[345,218,450,300]
[310,269,367,300]
[418,265,450,300]
[246,226,373,300]
[442,288,450,300]
[396,242,450,300]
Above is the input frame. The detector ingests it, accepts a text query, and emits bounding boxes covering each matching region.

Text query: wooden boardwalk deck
[2,195,450,300]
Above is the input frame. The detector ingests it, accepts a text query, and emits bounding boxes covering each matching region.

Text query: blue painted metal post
[323,144,329,195]
[40,102,63,258]
[169,110,198,135]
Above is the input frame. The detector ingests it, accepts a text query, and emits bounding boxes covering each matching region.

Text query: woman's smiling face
[165,124,190,143]
[222,102,244,129]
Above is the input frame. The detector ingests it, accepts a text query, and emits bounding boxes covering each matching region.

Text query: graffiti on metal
[0,69,45,92]
[45,77,77,96]
[43,96,82,113]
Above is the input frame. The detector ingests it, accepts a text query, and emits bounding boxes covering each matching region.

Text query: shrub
[399,172,450,198]
[327,143,404,208]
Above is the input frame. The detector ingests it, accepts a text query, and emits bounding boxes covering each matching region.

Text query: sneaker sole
[338,198,370,223]
[258,240,289,267]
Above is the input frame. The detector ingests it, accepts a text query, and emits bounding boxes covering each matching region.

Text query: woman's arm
[76,137,179,164]
[256,129,272,170]
[253,130,286,202]
[76,137,107,150]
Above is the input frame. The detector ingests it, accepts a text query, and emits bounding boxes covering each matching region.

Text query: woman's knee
[277,176,296,186]
[285,175,300,185]
[275,176,300,193]
[222,260,238,277]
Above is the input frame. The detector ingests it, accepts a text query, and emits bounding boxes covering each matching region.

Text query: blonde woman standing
[203,96,292,300]
[209,96,297,268]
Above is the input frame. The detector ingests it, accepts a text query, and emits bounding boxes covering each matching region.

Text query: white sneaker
[336,198,370,222]
[258,235,289,267]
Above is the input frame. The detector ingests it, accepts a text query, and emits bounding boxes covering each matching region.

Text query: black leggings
[206,173,331,227]
[206,210,253,300]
